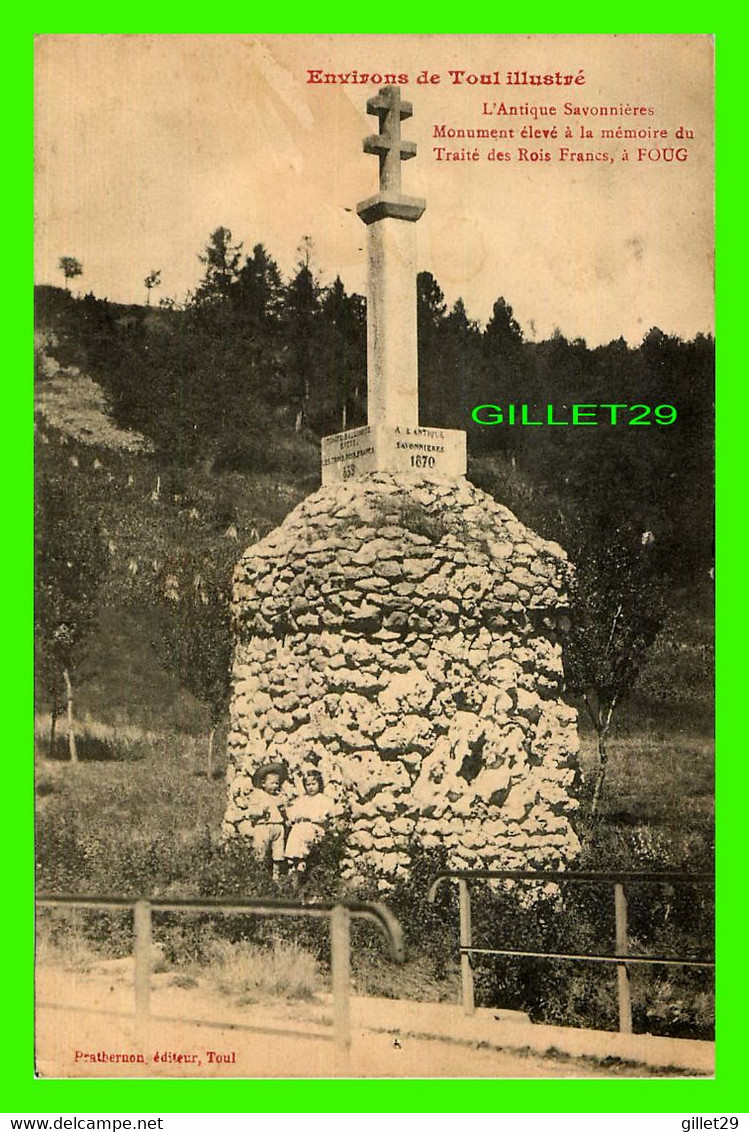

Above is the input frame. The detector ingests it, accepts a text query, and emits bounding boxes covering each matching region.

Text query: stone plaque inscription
[321,424,467,484]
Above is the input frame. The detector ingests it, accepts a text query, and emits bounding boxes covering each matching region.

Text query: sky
[34,34,714,346]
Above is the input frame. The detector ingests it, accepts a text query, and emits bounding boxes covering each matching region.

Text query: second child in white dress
[285,768,335,883]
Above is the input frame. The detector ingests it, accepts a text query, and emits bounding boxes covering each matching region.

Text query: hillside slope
[34,287,714,734]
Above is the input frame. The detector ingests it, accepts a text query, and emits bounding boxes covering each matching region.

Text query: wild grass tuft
[206,938,321,1002]
[34,713,159,762]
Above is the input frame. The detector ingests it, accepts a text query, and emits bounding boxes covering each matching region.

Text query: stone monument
[224,89,581,881]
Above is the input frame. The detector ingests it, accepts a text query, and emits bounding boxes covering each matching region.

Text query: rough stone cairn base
[224,473,581,882]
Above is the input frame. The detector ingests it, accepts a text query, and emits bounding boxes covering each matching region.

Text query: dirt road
[35,965,688,1079]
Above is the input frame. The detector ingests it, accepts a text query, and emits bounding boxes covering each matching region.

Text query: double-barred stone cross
[357,87,424,222]
[321,86,466,483]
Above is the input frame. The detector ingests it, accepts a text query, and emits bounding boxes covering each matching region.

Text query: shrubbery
[34,817,713,1038]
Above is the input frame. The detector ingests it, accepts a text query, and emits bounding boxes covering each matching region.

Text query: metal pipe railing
[428,870,714,1033]
[37,893,405,1067]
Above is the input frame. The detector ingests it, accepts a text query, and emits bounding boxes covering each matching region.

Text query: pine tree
[235,243,284,327]
[283,241,322,429]
[320,276,366,432]
[195,227,243,306]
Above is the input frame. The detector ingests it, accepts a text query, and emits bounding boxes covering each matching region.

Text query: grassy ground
[35,719,225,849]
[578,729,714,858]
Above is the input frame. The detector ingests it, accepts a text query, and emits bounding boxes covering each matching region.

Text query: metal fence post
[614,882,632,1034]
[458,878,475,1016]
[330,903,351,1071]
[134,899,152,1052]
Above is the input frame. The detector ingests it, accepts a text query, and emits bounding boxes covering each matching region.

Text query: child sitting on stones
[243,761,289,880]
[285,768,335,884]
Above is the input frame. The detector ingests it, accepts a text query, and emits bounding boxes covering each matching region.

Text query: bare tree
[564,535,665,819]
[35,473,106,762]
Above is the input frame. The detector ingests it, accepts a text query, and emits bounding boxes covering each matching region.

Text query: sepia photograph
[33,34,714,1081]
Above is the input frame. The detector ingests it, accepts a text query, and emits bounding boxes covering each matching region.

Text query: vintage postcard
[34,34,714,1080]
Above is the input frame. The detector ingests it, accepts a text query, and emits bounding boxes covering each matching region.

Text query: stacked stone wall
[224,473,580,880]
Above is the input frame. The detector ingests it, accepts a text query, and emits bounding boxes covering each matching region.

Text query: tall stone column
[365,218,420,429]
[357,86,424,431]
[321,85,466,483]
